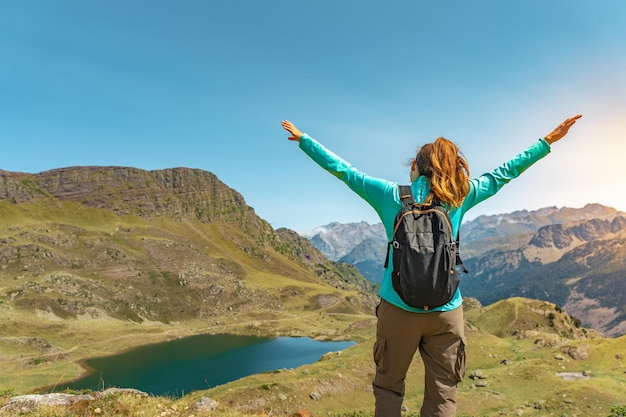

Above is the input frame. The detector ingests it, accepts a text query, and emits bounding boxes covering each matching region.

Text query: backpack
[384,185,467,310]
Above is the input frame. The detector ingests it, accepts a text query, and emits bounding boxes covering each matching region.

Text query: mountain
[460,203,625,258]
[460,204,621,243]
[305,205,623,265]
[0,166,378,393]
[304,206,622,278]
[302,221,386,261]
[0,166,378,320]
[304,221,387,284]
[461,215,626,337]
[305,205,626,337]
[339,238,388,284]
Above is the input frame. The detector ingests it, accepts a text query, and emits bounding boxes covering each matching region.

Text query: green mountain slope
[0,167,377,393]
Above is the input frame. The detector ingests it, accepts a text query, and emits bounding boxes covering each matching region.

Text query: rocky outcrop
[461,204,624,243]
[0,389,220,415]
[529,216,626,248]
[1,167,256,225]
[529,224,574,249]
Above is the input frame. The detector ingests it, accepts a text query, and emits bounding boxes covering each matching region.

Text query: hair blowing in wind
[415,137,470,208]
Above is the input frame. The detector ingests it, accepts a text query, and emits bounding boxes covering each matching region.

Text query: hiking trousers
[372,299,466,417]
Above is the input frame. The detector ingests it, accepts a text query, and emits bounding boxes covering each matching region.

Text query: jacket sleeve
[463,138,551,210]
[298,133,397,219]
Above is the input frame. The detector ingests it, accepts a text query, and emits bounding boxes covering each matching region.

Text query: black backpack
[384,185,467,310]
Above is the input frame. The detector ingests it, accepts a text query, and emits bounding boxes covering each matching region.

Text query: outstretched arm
[281,120,303,142]
[463,113,583,210]
[544,114,582,144]
[279,119,398,224]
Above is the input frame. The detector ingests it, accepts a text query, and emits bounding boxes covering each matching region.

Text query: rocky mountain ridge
[462,215,626,337]
[303,222,387,284]
[0,165,377,327]
[1,166,261,228]
[305,204,626,262]
[305,205,626,337]
[301,221,386,261]
[461,203,624,243]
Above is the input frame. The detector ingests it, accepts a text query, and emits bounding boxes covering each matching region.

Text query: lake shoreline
[36,332,357,397]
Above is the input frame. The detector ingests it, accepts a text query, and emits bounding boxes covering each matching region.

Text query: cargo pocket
[454,337,467,382]
[373,337,387,373]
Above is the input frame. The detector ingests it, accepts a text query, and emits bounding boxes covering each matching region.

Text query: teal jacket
[299,133,552,313]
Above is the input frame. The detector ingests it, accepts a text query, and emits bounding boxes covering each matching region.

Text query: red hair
[415,137,470,207]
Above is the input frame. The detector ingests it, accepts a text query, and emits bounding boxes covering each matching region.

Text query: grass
[0,390,261,417]
[2,200,626,416]
[0,304,374,393]
[1,309,626,416]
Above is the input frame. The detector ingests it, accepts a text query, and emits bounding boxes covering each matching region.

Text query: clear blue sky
[2,1,625,232]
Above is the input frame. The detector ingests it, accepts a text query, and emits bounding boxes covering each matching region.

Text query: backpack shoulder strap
[384,185,413,268]
[455,230,469,274]
[431,199,470,274]
[398,185,414,207]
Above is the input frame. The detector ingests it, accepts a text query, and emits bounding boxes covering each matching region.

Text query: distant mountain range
[300,222,387,284]
[304,204,626,337]
[300,222,386,260]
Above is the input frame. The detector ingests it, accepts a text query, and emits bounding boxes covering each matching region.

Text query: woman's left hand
[544,114,582,144]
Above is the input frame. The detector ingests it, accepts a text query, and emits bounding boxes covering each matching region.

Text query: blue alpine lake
[52,334,355,397]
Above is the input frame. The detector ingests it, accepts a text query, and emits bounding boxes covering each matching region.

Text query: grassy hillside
[3,298,625,417]
[0,199,377,395]
[1,170,625,416]
[196,298,626,416]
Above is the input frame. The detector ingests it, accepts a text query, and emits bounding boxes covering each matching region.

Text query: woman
[281,114,582,417]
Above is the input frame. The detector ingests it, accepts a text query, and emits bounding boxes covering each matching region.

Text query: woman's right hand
[281,120,303,142]
[544,114,582,144]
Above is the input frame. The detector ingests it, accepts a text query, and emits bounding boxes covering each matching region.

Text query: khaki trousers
[372,299,466,417]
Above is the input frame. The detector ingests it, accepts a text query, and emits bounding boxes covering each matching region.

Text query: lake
[52,334,355,397]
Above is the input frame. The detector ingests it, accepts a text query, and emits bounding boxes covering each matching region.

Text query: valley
[1,166,625,416]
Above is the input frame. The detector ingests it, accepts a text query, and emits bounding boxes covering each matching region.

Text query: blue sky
[1,1,625,232]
